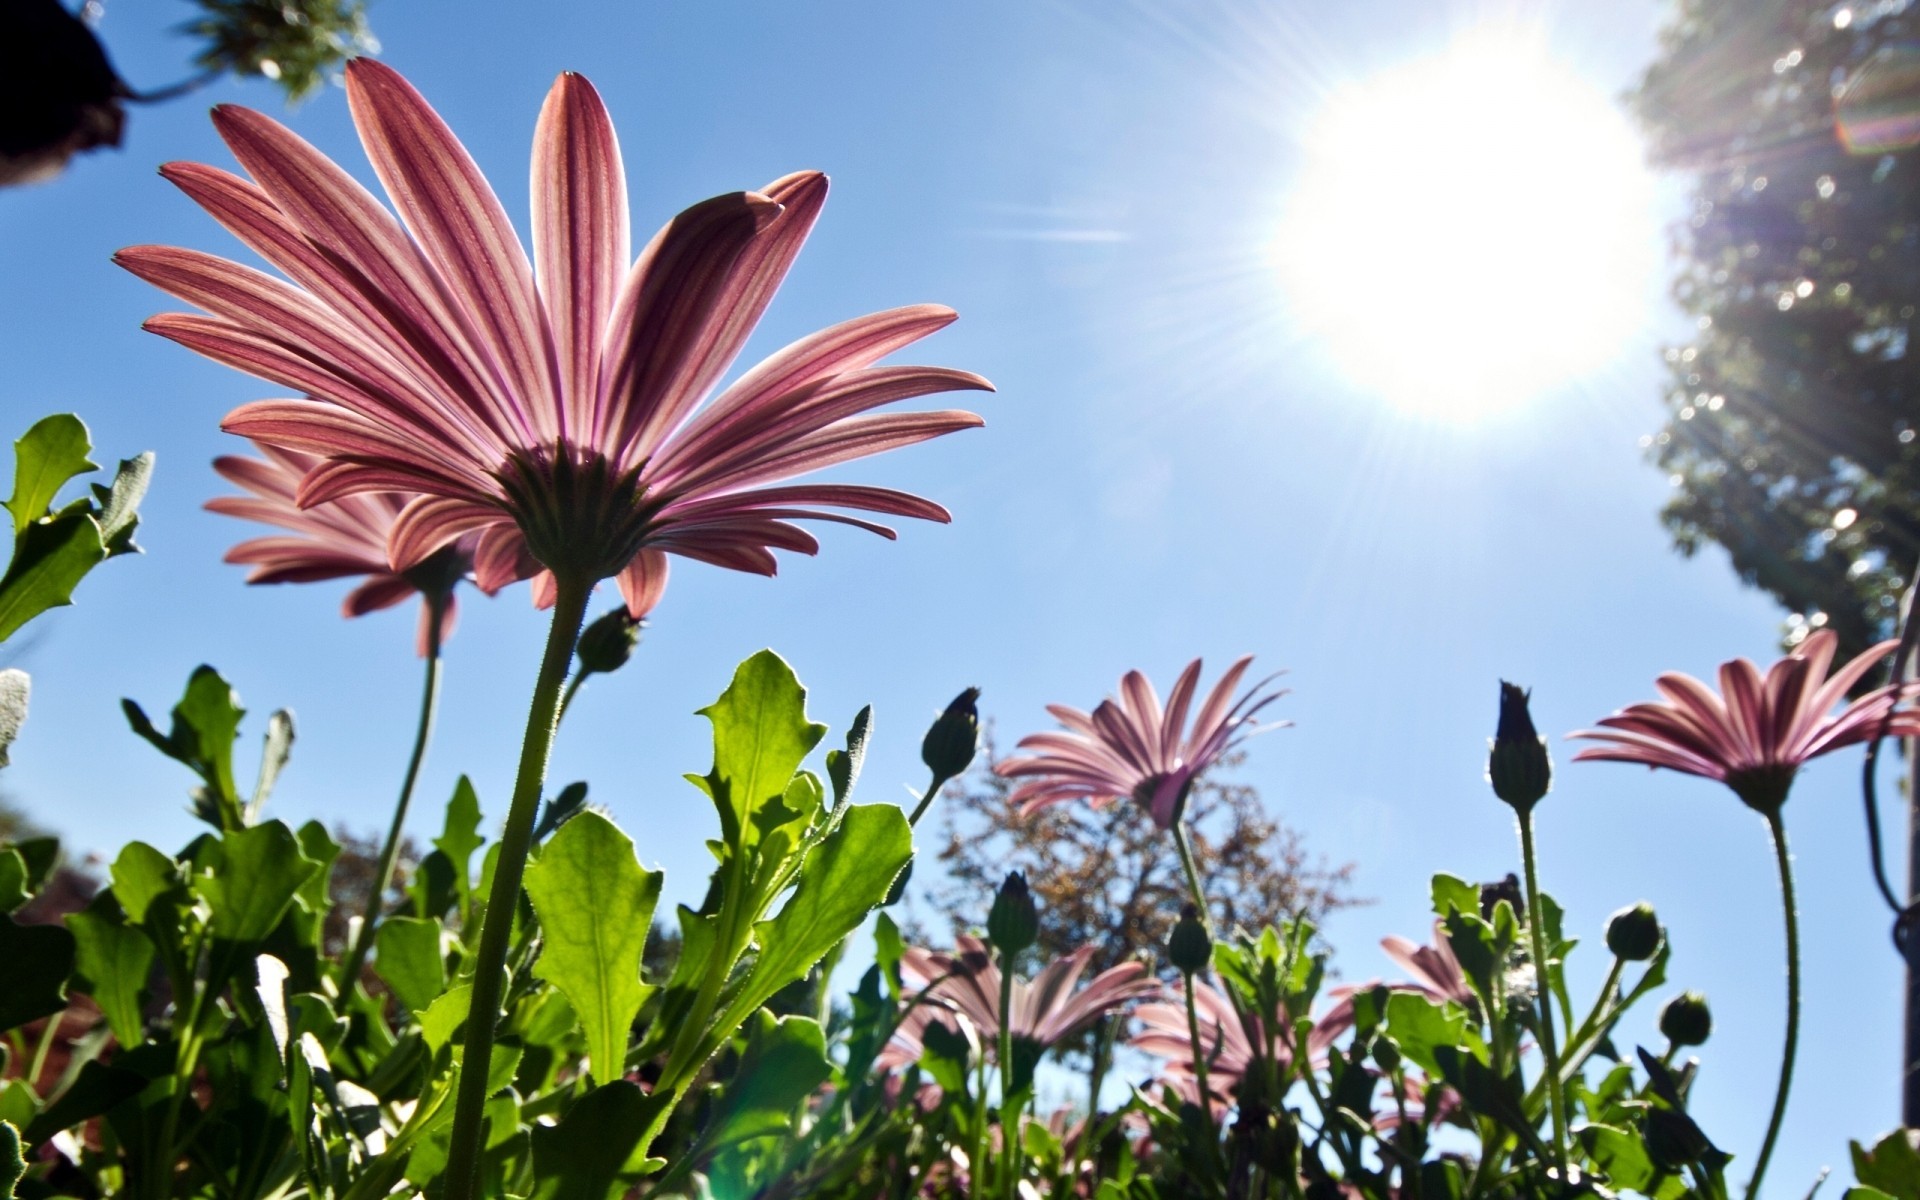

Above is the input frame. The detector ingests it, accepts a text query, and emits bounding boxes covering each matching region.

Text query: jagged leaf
[5,415,94,534]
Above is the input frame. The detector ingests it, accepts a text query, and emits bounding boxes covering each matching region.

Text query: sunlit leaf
[528,1080,665,1200]
[0,511,106,643]
[5,415,94,535]
[194,821,318,944]
[375,917,445,1014]
[67,899,154,1045]
[690,650,825,850]
[697,1012,830,1155]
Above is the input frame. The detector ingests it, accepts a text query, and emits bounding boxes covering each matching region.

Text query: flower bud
[1605,902,1662,961]
[1372,1036,1402,1076]
[922,687,981,781]
[987,871,1038,956]
[574,607,642,676]
[1479,873,1524,921]
[1488,681,1551,812]
[1167,905,1212,975]
[1659,991,1712,1047]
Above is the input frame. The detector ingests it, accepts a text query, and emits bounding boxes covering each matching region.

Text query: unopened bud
[1372,1036,1402,1076]
[987,871,1038,956]
[1479,874,1524,921]
[1488,681,1551,812]
[922,687,981,780]
[1605,902,1662,961]
[1168,905,1212,975]
[575,607,642,676]
[1659,991,1711,1048]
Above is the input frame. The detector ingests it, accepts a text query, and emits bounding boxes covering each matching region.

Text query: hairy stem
[441,577,592,1200]
[1746,811,1801,1200]
[336,591,447,1007]
[999,955,1021,1199]
[1174,821,1209,929]
[1182,969,1215,1116]
[1516,811,1570,1180]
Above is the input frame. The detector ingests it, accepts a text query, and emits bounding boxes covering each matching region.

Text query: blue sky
[0,0,1897,1190]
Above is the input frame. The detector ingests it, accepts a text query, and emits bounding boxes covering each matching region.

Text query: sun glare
[1274,29,1660,420]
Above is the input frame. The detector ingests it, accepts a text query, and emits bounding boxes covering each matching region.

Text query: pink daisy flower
[120,60,989,619]
[1130,978,1353,1118]
[996,656,1289,830]
[898,935,1160,1053]
[208,441,474,654]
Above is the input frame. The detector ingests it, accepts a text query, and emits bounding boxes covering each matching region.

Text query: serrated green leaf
[0,1119,21,1200]
[0,510,106,643]
[194,821,318,944]
[528,1080,666,1200]
[693,651,826,850]
[173,666,245,822]
[1384,991,1469,1077]
[0,669,26,769]
[109,843,176,924]
[697,1012,830,1154]
[1855,1129,1920,1199]
[419,983,472,1053]
[0,916,73,1032]
[6,415,95,535]
[67,900,154,1045]
[524,811,661,1084]
[434,776,484,895]
[719,803,910,1036]
[375,917,445,1014]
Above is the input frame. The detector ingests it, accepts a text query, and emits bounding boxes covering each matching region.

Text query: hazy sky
[0,0,1894,1189]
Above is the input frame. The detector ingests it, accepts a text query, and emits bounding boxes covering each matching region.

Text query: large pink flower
[120,61,989,619]
[995,656,1288,829]
[898,936,1160,1052]
[1570,630,1920,813]
[209,441,474,654]
[1130,979,1352,1117]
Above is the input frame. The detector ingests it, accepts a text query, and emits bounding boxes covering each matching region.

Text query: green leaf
[0,915,73,1032]
[174,667,245,821]
[528,1080,666,1200]
[5,415,95,535]
[1854,1129,1920,1199]
[720,803,910,1035]
[698,1012,830,1154]
[9,839,55,893]
[419,984,472,1053]
[109,843,177,924]
[434,776,485,894]
[0,852,26,913]
[0,510,106,643]
[250,709,295,818]
[21,1061,147,1146]
[1430,873,1479,920]
[375,917,446,1014]
[524,811,662,1084]
[194,821,319,944]
[1580,1123,1655,1192]
[0,1120,21,1200]
[93,452,152,556]
[67,900,155,1045]
[1384,991,1469,1078]
[0,669,26,769]
[826,705,872,805]
[692,650,826,850]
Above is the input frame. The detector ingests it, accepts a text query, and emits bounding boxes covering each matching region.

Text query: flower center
[1723,763,1798,815]
[495,445,661,582]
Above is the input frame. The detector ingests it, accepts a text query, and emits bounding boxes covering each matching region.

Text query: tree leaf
[375,917,445,1014]
[0,669,27,769]
[0,915,73,1032]
[0,510,106,643]
[66,899,154,1046]
[691,651,825,850]
[5,415,95,534]
[524,811,661,1084]
[193,821,318,944]
[719,803,910,1035]
[696,1012,830,1154]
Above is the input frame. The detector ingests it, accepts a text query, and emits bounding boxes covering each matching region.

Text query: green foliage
[185,0,376,100]
[0,1122,19,1200]
[1853,1129,1920,1199]
[124,666,294,830]
[0,414,149,645]
[1631,0,1920,655]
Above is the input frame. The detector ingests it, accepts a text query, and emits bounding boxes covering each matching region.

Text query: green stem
[908,769,952,828]
[1181,969,1215,1116]
[1174,822,1210,929]
[335,591,447,1008]
[441,575,592,1200]
[1516,810,1570,1180]
[998,954,1020,1199]
[1746,811,1801,1200]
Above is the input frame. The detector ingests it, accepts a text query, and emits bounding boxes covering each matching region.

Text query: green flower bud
[1605,902,1662,961]
[574,607,642,677]
[1372,1036,1402,1076]
[987,870,1038,956]
[1167,905,1212,975]
[1659,991,1712,1048]
[1488,681,1551,812]
[922,687,981,781]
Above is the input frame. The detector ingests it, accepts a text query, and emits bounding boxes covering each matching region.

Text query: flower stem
[1181,970,1215,1116]
[335,591,448,1008]
[998,954,1022,1199]
[1516,810,1570,1181]
[1173,822,1209,929]
[1747,811,1801,1200]
[442,576,592,1200]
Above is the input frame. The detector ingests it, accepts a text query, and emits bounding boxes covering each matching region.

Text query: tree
[1631,0,1920,661]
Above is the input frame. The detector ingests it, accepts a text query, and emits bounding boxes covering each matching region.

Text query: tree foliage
[1632,0,1920,659]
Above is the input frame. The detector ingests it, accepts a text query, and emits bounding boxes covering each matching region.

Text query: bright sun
[1274,29,1660,420]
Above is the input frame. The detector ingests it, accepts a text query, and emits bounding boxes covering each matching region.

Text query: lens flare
[1837,43,1920,154]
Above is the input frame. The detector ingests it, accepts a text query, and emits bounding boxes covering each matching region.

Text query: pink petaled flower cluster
[1570,629,1920,813]
[996,656,1289,830]
[122,60,989,620]
[209,442,475,654]
[1130,979,1353,1118]
[894,936,1160,1055]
